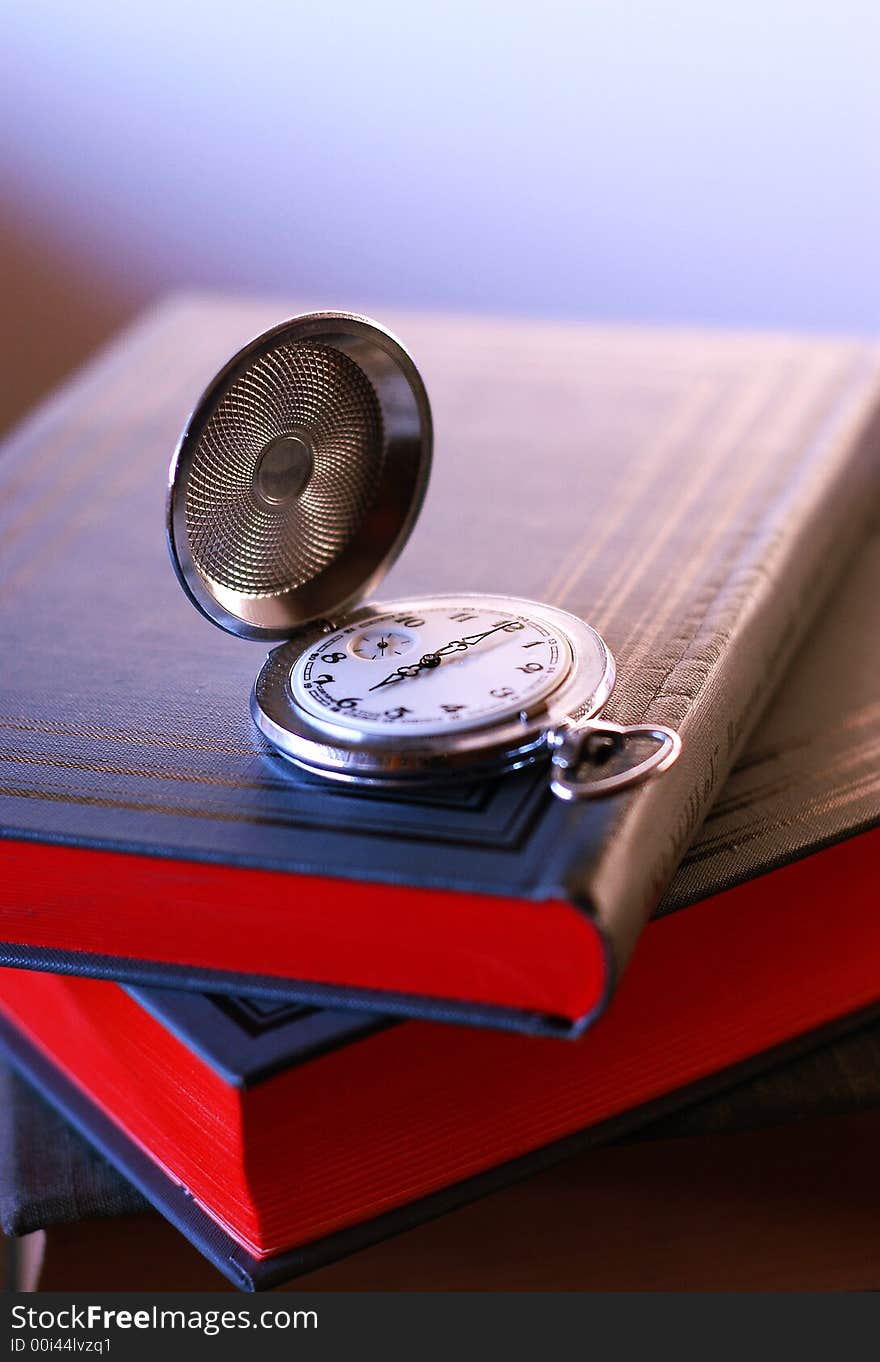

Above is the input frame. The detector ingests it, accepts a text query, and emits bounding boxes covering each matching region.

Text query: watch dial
[289,599,573,737]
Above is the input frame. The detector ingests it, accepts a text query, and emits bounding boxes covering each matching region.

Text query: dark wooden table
[10,1108,880,1292]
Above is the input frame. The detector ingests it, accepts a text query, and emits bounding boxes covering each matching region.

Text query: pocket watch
[166,313,680,799]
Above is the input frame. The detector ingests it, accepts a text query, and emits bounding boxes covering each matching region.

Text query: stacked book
[1,299,879,1289]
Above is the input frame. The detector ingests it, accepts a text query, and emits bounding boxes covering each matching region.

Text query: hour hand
[368,667,411,692]
[368,654,440,692]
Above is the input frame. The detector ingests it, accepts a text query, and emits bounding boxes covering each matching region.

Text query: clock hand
[458,620,522,647]
[368,621,522,692]
[368,654,442,692]
[430,621,521,660]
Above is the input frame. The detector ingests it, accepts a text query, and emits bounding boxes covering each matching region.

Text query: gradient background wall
[2,1,878,432]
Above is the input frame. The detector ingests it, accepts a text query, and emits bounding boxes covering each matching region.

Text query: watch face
[288,597,575,738]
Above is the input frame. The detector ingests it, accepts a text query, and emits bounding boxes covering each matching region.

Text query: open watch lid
[167,313,433,640]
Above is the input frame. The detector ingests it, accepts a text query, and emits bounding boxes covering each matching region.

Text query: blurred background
[2,1,878,433]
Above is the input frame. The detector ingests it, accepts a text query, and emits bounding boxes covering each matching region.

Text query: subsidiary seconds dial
[289,598,572,738]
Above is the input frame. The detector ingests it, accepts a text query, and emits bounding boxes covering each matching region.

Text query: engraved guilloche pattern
[185,341,385,597]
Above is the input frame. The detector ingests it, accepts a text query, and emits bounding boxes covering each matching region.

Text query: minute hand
[368,620,521,692]
[455,620,522,649]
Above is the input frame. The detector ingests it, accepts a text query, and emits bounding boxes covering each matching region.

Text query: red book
[1,828,877,1288]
